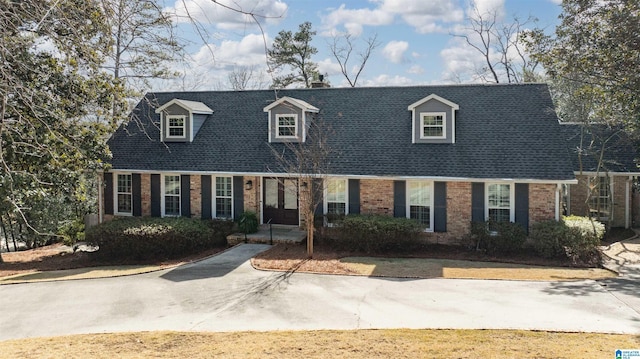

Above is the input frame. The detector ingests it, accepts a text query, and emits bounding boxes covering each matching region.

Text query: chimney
[311,74,330,88]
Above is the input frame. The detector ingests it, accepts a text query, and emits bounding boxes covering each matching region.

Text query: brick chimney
[311,74,330,88]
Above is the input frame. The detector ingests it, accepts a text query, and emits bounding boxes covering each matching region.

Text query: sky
[156,0,563,91]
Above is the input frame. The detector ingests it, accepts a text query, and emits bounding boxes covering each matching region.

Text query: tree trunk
[306,209,314,258]
[0,215,9,252]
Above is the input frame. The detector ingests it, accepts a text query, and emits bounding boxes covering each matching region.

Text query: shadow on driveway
[160,244,271,282]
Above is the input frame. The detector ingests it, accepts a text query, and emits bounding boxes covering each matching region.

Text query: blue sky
[159,0,562,90]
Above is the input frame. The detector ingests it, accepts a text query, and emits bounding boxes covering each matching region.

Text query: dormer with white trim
[263,96,319,143]
[155,99,213,143]
[408,94,459,144]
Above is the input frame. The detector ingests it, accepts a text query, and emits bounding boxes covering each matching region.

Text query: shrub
[58,218,85,246]
[85,217,230,260]
[529,220,569,258]
[529,216,604,265]
[237,211,259,234]
[327,214,425,254]
[471,220,527,255]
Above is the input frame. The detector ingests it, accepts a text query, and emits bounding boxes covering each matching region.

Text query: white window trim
[323,178,349,219]
[275,114,298,139]
[419,112,446,139]
[166,115,187,139]
[114,172,133,216]
[406,180,434,232]
[485,182,515,222]
[213,176,234,219]
[161,174,181,217]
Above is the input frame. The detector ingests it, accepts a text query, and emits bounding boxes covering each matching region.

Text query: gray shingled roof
[560,123,639,173]
[107,83,576,181]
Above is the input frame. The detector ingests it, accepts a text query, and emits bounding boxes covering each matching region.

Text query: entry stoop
[227,225,307,245]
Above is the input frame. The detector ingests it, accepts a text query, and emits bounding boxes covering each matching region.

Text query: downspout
[555,183,561,221]
[98,173,104,224]
[626,176,632,229]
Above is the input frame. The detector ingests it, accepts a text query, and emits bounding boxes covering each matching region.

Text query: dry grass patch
[1,329,636,358]
[341,257,616,281]
[253,244,616,281]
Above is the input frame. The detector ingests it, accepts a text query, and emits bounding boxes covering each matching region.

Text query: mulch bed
[0,243,226,278]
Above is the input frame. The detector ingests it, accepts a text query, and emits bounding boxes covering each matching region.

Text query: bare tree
[270,117,334,257]
[228,65,269,90]
[328,33,380,87]
[452,6,538,83]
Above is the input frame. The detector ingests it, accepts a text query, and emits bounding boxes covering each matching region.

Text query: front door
[263,178,299,225]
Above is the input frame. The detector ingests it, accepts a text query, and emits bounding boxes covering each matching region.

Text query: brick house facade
[103,84,578,245]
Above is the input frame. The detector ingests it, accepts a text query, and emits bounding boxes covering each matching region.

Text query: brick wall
[569,174,630,227]
[141,173,151,216]
[446,182,472,240]
[244,176,260,214]
[529,183,557,225]
[360,179,394,215]
[190,175,201,218]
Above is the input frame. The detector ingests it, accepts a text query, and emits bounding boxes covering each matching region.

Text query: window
[163,175,181,216]
[589,176,611,219]
[420,112,445,138]
[408,181,432,230]
[215,177,233,218]
[167,115,186,138]
[116,173,132,214]
[326,179,347,221]
[487,183,512,223]
[276,114,297,138]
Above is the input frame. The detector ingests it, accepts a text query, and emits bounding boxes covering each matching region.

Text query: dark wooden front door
[263,178,299,225]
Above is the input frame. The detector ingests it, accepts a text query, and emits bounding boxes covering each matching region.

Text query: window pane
[117,194,131,213]
[278,116,296,137]
[265,179,278,208]
[423,127,443,137]
[117,174,131,193]
[410,205,430,226]
[327,202,346,215]
[165,195,180,216]
[284,179,298,209]
[216,177,232,197]
[423,115,443,126]
[327,179,346,202]
[409,181,430,206]
[489,208,510,223]
[216,198,232,218]
[488,184,510,208]
[169,128,184,136]
[165,176,180,195]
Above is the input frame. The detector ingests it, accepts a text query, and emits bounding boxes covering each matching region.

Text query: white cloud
[380,0,464,33]
[407,65,424,75]
[361,74,413,87]
[469,0,506,21]
[322,4,394,36]
[382,40,409,64]
[317,58,343,77]
[166,0,287,29]
[191,33,270,68]
[548,0,562,4]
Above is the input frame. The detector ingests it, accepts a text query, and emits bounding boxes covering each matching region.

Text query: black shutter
[515,183,529,232]
[313,178,324,216]
[201,175,212,219]
[394,181,406,218]
[150,174,161,217]
[348,179,360,215]
[181,175,191,217]
[132,173,142,217]
[434,181,447,232]
[104,172,113,215]
[233,176,244,219]
[471,182,485,222]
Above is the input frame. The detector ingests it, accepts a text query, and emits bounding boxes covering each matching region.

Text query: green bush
[58,218,85,246]
[327,214,426,254]
[86,217,231,260]
[529,216,604,265]
[471,220,527,255]
[238,211,259,234]
[529,220,569,258]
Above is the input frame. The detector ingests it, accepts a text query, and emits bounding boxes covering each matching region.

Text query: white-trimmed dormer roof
[155,99,213,114]
[408,94,459,111]
[263,96,319,113]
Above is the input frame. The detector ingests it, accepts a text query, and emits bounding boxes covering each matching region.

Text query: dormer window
[167,115,186,138]
[420,112,446,139]
[155,99,213,143]
[408,94,459,144]
[264,96,319,143]
[277,114,298,138]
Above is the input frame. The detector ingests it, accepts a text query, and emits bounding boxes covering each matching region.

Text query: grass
[1,329,637,358]
[339,257,616,281]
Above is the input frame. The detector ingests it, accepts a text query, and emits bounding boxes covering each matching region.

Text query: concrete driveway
[1,244,640,341]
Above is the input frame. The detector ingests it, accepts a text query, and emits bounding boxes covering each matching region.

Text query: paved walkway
[1,244,640,340]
